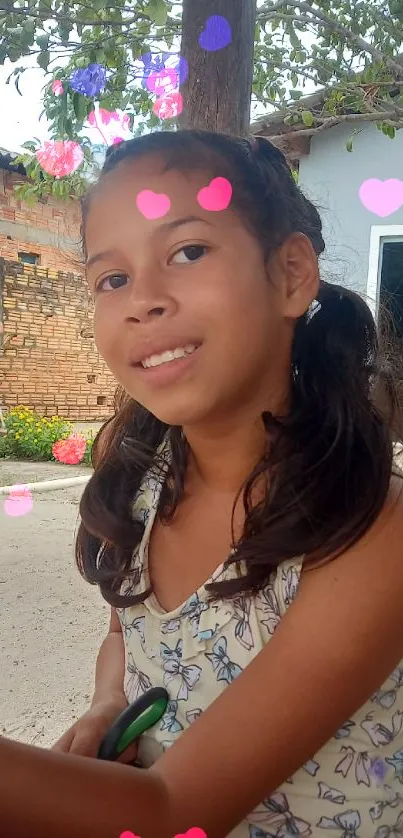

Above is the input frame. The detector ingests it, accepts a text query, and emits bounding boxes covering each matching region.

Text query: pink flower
[36,140,84,178]
[51,79,64,95]
[52,434,87,465]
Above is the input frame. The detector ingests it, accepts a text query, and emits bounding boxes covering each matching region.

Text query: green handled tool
[97,687,169,762]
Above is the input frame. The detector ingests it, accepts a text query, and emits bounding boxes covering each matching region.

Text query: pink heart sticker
[359,178,403,217]
[3,484,33,518]
[119,832,141,838]
[174,830,207,838]
[197,177,232,212]
[136,189,171,220]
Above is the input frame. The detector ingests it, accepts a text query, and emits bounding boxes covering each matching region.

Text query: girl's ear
[268,233,320,320]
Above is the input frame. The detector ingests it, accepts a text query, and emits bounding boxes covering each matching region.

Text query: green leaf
[59,21,73,41]
[37,49,50,70]
[36,33,50,50]
[289,27,301,50]
[8,47,22,63]
[346,137,353,152]
[21,141,37,152]
[301,110,314,127]
[73,92,87,122]
[145,0,167,26]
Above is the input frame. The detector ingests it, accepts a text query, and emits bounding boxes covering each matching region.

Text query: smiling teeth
[142,344,198,368]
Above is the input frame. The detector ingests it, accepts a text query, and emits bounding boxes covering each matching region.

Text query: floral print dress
[113,439,403,837]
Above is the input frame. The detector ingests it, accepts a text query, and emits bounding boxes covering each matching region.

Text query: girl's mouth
[138,343,199,369]
[132,344,201,386]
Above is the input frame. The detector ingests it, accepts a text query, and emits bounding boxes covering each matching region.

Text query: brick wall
[0,167,83,273]
[0,259,117,420]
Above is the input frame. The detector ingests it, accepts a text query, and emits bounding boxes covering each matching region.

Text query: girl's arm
[52,608,128,757]
[2,482,403,838]
[90,607,127,709]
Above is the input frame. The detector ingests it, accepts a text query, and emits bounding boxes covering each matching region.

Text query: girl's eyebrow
[158,215,214,232]
[86,248,122,270]
[86,217,214,269]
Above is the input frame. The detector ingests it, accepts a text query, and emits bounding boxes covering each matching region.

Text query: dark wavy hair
[76,129,402,608]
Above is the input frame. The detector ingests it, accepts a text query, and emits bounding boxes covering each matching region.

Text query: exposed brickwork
[0,168,83,273]
[0,259,117,420]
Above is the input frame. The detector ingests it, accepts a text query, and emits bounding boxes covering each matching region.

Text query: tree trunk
[179,0,257,136]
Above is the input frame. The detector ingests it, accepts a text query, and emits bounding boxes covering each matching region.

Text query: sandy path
[0,460,108,748]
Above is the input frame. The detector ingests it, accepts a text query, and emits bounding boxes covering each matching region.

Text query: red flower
[52,434,87,465]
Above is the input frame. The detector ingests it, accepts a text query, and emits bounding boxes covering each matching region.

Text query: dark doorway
[379,240,403,340]
[378,239,403,440]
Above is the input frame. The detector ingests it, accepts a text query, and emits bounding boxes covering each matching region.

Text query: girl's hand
[51,698,138,763]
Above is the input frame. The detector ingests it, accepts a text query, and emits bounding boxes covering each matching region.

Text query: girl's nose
[126,302,171,324]
[124,292,178,325]
[124,267,178,323]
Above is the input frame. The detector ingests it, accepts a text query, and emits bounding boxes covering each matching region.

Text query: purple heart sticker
[198,16,232,52]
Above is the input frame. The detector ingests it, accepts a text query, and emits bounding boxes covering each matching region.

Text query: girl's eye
[170,245,208,265]
[97,274,128,292]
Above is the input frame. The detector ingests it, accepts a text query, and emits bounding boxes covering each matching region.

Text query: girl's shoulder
[132,435,172,522]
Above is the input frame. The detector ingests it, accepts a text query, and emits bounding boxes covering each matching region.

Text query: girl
[1,130,403,838]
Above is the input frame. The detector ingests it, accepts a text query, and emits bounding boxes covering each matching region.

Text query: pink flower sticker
[52,434,87,465]
[153,92,183,120]
[51,79,64,95]
[197,177,233,212]
[147,68,179,96]
[136,189,171,220]
[174,830,207,838]
[3,484,33,518]
[36,140,84,178]
[88,108,132,146]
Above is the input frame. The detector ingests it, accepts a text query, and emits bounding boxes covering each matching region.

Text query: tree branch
[258,109,403,140]
[258,0,403,79]
[0,3,151,26]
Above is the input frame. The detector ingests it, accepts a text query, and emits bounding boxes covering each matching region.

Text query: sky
[0,57,52,153]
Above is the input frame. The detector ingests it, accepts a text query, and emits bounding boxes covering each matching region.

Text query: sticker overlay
[198,16,232,52]
[136,190,172,220]
[359,178,403,217]
[136,179,233,220]
[3,484,33,518]
[197,177,233,212]
[120,829,207,838]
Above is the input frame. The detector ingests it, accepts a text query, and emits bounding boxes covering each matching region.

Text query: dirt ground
[0,459,108,749]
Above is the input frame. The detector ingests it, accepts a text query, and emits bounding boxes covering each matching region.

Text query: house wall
[0,168,83,273]
[0,258,116,420]
[298,121,403,307]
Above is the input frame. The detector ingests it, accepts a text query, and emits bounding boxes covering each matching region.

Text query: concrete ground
[0,459,108,749]
[72,421,103,437]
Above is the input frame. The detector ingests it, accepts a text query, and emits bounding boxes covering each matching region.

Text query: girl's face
[85,154,318,428]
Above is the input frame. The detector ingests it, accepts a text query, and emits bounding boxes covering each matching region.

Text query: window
[18,252,40,265]
[367,227,403,329]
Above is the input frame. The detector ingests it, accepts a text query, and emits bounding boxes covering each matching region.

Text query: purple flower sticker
[198,16,232,52]
[69,63,106,97]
